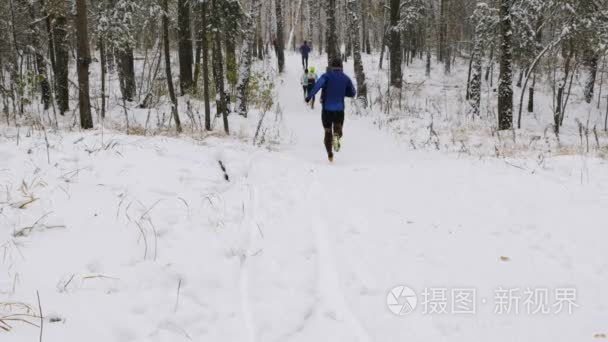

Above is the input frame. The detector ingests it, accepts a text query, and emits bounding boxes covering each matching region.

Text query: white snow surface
[1,54,608,341]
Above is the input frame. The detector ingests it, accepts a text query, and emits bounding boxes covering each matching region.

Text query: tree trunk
[438,0,447,62]
[307,0,314,49]
[117,46,136,101]
[275,0,286,73]
[583,51,599,104]
[198,1,211,131]
[193,16,202,92]
[256,8,264,59]
[212,0,229,133]
[39,0,56,76]
[326,0,339,63]
[162,0,182,133]
[555,40,573,133]
[226,36,237,93]
[497,0,513,130]
[389,0,401,88]
[25,0,51,110]
[99,37,107,119]
[527,74,535,113]
[178,0,193,95]
[347,0,367,106]
[444,44,451,75]
[49,0,69,114]
[75,0,93,129]
[379,1,389,69]
[469,32,483,116]
[317,0,323,55]
[527,18,543,114]
[361,0,371,54]
[425,49,431,77]
[236,0,262,117]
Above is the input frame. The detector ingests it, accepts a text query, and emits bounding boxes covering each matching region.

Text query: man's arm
[306,74,326,100]
[345,78,356,98]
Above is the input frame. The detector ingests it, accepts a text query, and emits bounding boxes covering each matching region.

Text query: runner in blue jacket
[306,58,356,162]
[300,41,312,70]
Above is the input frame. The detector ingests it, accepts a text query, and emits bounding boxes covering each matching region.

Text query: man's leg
[334,111,345,138]
[307,85,314,108]
[324,128,333,157]
[322,111,334,160]
[332,111,345,152]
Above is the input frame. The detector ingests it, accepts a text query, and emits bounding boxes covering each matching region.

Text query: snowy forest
[1,0,607,139]
[1,0,608,341]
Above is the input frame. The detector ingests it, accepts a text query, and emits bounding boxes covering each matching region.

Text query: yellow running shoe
[333,135,341,152]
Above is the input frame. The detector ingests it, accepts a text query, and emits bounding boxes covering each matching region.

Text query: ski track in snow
[308,177,372,342]
[277,57,373,341]
[239,183,258,342]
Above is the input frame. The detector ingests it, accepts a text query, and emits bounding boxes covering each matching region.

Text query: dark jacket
[300,44,312,57]
[307,69,356,111]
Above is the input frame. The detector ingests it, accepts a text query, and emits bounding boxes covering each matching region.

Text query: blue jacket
[300,44,311,57]
[307,69,356,111]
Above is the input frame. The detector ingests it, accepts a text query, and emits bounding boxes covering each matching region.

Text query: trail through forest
[2,54,608,342]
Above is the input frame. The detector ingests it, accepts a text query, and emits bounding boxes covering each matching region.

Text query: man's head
[304,40,308,45]
[304,68,308,73]
[329,57,343,70]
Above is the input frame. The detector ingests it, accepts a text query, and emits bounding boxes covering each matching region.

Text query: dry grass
[0,302,39,332]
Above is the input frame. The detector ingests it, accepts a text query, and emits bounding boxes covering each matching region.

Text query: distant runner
[306,67,318,109]
[299,41,312,70]
[306,58,356,162]
[301,68,310,100]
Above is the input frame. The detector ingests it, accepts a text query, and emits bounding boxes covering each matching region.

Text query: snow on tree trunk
[197,0,211,131]
[361,0,370,54]
[497,0,513,130]
[347,0,367,107]
[287,0,303,49]
[583,52,599,104]
[326,0,339,63]
[469,3,492,117]
[469,35,483,116]
[236,0,262,118]
[316,0,323,55]
[212,0,230,134]
[24,0,51,110]
[162,0,181,133]
[307,0,314,48]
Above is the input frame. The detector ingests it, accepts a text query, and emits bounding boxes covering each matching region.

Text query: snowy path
[240,55,608,341]
[2,54,608,342]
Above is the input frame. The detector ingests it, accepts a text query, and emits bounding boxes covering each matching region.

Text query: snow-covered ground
[2,54,608,341]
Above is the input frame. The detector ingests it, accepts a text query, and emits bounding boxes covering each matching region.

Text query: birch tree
[497,0,513,130]
[236,0,262,117]
[347,0,368,106]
